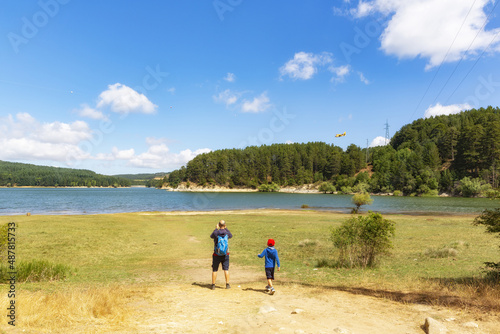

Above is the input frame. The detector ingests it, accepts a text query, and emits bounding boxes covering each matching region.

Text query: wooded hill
[0,161,131,187]
[165,106,500,196]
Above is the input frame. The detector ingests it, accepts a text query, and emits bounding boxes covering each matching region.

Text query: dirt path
[126,260,499,334]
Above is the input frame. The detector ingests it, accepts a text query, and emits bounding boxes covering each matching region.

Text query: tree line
[164,106,500,196]
[0,161,131,187]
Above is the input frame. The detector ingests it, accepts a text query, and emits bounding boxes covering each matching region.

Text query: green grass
[1,210,498,294]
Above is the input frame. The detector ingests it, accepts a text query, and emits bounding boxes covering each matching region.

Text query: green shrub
[459,177,484,197]
[331,212,395,268]
[340,186,352,194]
[0,223,8,261]
[393,190,402,196]
[0,260,72,282]
[423,240,469,258]
[424,247,458,258]
[298,239,317,247]
[258,182,280,192]
[352,182,370,193]
[318,182,335,194]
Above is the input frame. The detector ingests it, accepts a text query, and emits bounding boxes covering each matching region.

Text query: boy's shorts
[265,267,275,280]
[212,254,229,272]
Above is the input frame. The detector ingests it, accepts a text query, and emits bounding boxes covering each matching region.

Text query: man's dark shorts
[265,267,275,280]
[212,254,229,272]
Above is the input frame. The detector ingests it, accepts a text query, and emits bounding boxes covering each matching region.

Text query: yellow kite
[335,131,346,137]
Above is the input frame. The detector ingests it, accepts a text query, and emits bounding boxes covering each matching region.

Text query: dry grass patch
[0,285,136,333]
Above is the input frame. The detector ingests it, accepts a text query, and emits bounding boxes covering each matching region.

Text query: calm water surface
[0,187,498,215]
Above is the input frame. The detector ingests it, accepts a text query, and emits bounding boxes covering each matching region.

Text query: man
[210,219,232,289]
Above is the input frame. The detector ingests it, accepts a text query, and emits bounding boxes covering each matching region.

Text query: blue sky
[1,0,500,175]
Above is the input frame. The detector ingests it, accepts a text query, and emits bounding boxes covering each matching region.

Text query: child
[257,238,281,295]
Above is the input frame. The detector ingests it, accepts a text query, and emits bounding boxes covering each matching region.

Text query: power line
[446,26,500,104]
[408,0,479,122]
[429,0,499,109]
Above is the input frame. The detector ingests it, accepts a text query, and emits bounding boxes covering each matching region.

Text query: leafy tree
[351,193,373,213]
[473,208,500,278]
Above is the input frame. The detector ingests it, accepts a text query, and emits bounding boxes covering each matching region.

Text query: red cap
[267,239,275,247]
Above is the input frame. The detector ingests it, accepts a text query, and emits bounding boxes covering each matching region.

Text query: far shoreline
[0,207,481,218]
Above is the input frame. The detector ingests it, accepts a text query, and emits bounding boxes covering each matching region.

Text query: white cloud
[113,138,211,169]
[280,52,333,80]
[0,113,210,171]
[370,136,388,147]
[349,0,500,69]
[241,92,271,113]
[424,102,471,118]
[0,113,92,163]
[329,65,351,82]
[224,72,236,82]
[213,89,240,107]
[97,83,157,114]
[76,104,108,120]
[167,87,176,94]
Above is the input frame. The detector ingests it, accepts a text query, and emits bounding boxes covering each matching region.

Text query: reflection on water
[0,187,498,215]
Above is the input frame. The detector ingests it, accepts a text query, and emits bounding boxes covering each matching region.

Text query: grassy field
[0,209,499,332]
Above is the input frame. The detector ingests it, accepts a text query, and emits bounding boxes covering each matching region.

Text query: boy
[257,238,281,295]
[210,220,232,290]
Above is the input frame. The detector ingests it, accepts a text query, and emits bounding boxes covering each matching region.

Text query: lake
[0,187,498,215]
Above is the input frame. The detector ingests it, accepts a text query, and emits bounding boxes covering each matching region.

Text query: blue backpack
[215,235,229,256]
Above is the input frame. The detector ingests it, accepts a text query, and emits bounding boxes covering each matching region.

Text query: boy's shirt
[258,246,280,268]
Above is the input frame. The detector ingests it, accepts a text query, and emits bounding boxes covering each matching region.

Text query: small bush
[258,183,280,192]
[318,182,335,194]
[298,239,317,247]
[0,223,9,261]
[301,204,310,209]
[331,212,395,268]
[425,247,458,258]
[483,262,500,280]
[423,240,468,258]
[315,258,334,268]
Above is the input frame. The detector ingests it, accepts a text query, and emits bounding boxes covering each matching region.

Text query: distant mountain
[0,161,131,187]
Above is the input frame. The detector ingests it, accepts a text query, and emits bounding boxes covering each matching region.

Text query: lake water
[0,187,498,215]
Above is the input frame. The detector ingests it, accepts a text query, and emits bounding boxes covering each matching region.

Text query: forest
[0,161,131,187]
[164,106,500,197]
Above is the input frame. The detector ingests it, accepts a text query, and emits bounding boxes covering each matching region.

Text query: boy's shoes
[269,287,275,295]
[265,285,271,291]
[211,284,216,290]
[226,283,231,289]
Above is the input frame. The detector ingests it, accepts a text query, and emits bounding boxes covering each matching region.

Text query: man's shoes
[269,287,275,295]
[265,285,271,291]
[211,284,215,290]
[226,283,231,289]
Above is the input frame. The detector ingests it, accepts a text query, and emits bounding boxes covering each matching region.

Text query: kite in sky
[335,131,346,138]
